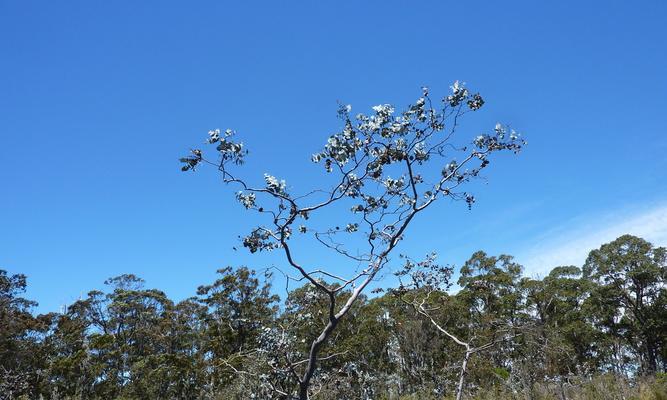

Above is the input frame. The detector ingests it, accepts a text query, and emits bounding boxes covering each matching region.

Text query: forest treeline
[1,234,666,400]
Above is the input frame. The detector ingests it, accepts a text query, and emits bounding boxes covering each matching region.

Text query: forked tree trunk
[296,272,376,400]
[297,318,338,400]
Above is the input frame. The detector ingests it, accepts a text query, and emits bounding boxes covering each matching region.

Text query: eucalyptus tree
[523,266,601,376]
[196,266,279,389]
[583,234,667,374]
[0,270,49,399]
[164,298,210,399]
[58,274,179,398]
[516,266,603,398]
[180,82,524,399]
[395,253,524,400]
[46,298,95,399]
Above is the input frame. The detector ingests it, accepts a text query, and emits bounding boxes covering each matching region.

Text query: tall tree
[583,234,667,374]
[197,266,279,391]
[520,266,601,396]
[46,299,95,399]
[395,252,525,400]
[0,270,52,399]
[181,83,525,398]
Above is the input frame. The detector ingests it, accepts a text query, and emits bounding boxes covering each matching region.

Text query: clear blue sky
[2,1,666,313]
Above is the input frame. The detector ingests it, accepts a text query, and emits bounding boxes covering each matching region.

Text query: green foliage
[0,235,666,399]
[583,235,666,375]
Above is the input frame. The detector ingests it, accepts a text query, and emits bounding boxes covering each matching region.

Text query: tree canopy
[1,235,666,399]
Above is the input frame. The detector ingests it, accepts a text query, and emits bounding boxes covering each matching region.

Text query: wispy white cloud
[517,202,667,277]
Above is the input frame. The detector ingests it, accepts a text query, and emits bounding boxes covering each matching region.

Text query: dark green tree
[197,266,279,394]
[583,234,667,374]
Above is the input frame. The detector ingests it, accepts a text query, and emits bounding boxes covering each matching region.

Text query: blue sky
[2,1,666,313]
